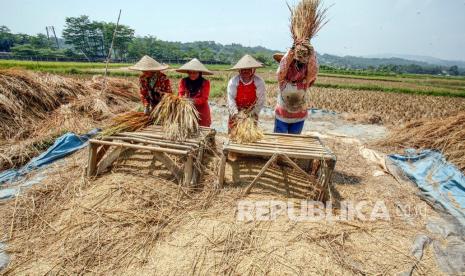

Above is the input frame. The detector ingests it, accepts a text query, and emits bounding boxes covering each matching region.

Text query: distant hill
[363,53,465,69]
[316,53,465,70]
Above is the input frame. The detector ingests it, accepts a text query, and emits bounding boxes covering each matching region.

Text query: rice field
[1,62,465,275]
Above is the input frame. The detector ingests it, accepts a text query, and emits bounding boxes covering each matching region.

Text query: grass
[314,83,465,97]
[2,59,465,98]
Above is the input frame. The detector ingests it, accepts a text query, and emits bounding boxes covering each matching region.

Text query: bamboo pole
[89,139,188,155]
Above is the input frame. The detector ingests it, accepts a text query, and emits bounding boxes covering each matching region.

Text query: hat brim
[128,65,170,71]
[273,53,285,63]
[175,69,213,75]
[226,66,262,71]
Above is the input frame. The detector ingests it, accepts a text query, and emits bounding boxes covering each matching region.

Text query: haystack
[379,112,465,172]
[0,70,140,170]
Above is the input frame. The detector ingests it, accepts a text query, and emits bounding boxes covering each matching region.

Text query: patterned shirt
[275,49,319,123]
[139,72,172,107]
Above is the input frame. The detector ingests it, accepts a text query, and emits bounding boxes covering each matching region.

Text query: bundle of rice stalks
[151,94,199,141]
[288,0,329,42]
[378,112,465,172]
[230,111,264,144]
[100,111,153,137]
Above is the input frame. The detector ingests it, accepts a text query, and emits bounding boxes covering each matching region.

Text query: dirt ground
[0,111,446,275]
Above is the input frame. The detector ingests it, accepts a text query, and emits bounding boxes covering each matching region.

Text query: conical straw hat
[229,54,263,70]
[129,55,169,71]
[176,58,213,75]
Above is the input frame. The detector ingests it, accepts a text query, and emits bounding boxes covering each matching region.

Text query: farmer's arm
[162,77,173,93]
[178,79,186,98]
[227,77,239,116]
[139,76,149,106]
[192,79,210,106]
[305,51,319,88]
[253,77,266,116]
[277,50,294,89]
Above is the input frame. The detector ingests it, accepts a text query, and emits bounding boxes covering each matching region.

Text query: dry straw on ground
[379,111,465,172]
[0,70,139,170]
[230,111,264,144]
[151,94,199,141]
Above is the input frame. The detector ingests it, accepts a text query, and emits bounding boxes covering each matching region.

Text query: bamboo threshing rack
[87,125,216,186]
[219,133,336,201]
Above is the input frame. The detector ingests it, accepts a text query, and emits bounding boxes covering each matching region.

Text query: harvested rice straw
[151,94,199,141]
[100,111,153,137]
[230,111,264,144]
[288,0,329,42]
[379,112,465,173]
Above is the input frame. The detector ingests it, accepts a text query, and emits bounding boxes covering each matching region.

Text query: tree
[63,15,135,61]
[0,26,15,51]
[448,65,459,76]
[98,22,134,59]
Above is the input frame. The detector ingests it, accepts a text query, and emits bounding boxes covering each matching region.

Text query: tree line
[1,15,464,75]
[0,15,276,65]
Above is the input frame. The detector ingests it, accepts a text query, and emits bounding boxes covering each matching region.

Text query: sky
[1,0,465,61]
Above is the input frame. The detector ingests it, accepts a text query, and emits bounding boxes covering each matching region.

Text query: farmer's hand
[143,105,151,115]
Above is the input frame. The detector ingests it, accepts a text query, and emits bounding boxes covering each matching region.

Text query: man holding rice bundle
[273,0,328,134]
[227,54,266,132]
[129,55,172,114]
[176,58,213,127]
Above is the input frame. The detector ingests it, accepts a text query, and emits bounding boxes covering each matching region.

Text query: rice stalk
[288,0,329,42]
[100,111,153,137]
[230,110,264,144]
[378,111,465,172]
[151,94,199,141]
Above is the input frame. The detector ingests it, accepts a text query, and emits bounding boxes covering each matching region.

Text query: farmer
[273,41,318,134]
[176,58,213,127]
[129,55,172,114]
[227,54,266,132]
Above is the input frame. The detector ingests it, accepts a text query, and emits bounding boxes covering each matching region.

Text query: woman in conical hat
[129,55,172,114]
[176,58,213,127]
[226,54,266,132]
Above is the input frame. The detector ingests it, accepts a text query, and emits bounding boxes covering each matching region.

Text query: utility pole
[45,26,60,49]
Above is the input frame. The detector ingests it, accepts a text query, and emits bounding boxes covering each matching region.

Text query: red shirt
[178,78,211,127]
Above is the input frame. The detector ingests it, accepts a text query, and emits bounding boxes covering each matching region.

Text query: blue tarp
[387,149,465,226]
[0,129,99,185]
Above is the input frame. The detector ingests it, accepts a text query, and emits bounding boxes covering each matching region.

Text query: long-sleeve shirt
[277,49,318,91]
[139,72,172,107]
[178,78,211,127]
[227,75,266,116]
[275,49,319,123]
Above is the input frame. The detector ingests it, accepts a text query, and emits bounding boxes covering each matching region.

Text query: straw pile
[0,69,140,170]
[288,0,329,43]
[151,94,199,141]
[0,153,219,274]
[0,69,89,139]
[230,111,264,144]
[379,112,465,172]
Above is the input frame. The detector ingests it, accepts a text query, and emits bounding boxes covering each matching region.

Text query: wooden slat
[228,144,329,156]
[106,135,195,150]
[224,145,331,160]
[232,141,326,151]
[90,140,188,155]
